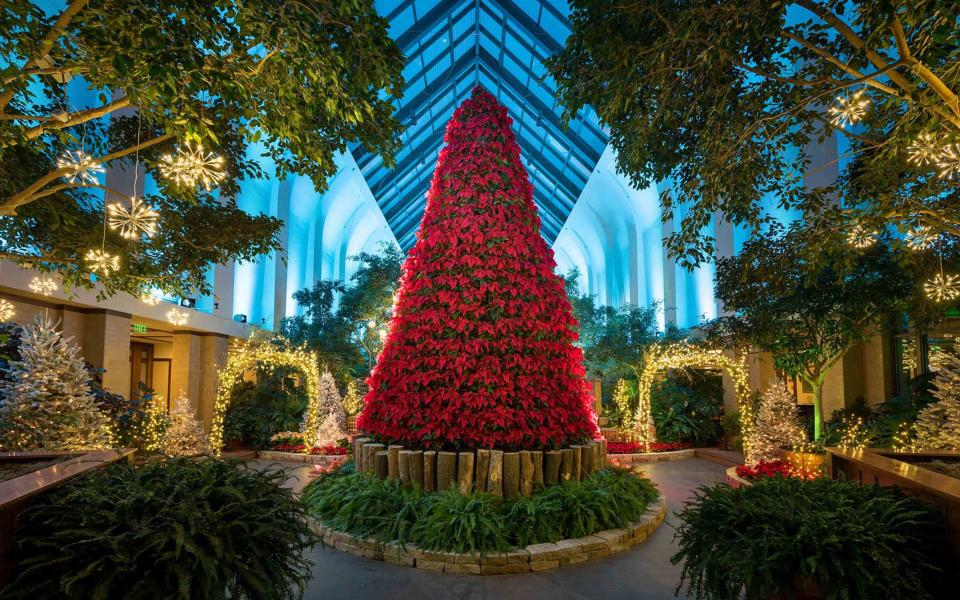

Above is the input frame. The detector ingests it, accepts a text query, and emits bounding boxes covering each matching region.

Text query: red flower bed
[736,460,799,480]
[607,441,692,454]
[357,87,598,449]
[271,443,349,456]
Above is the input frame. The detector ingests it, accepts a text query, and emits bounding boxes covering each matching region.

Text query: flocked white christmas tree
[914,352,960,451]
[748,380,806,464]
[301,370,346,447]
[158,393,211,457]
[342,378,362,416]
[0,316,113,451]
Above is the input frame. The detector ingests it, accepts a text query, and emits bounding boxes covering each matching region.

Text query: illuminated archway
[636,342,754,460]
[209,341,322,455]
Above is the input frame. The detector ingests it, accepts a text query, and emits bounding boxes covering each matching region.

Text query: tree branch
[18,96,130,141]
[783,31,899,96]
[891,15,960,119]
[0,0,91,112]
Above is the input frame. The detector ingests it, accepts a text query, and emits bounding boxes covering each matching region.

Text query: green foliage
[281,243,403,380]
[672,477,956,600]
[651,377,722,446]
[222,367,307,449]
[550,0,960,272]
[302,466,658,554]
[3,458,316,600]
[0,0,404,298]
[720,410,742,451]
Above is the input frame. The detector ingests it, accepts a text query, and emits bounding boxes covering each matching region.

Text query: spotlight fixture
[233,313,248,323]
[180,297,196,308]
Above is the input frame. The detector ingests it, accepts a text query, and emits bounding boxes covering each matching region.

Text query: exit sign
[132,324,149,333]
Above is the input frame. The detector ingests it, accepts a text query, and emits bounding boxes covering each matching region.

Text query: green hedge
[3,458,317,600]
[302,464,658,554]
[672,476,957,600]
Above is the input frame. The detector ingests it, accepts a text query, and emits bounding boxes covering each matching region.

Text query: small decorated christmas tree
[302,370,346,447]
[748,380,805,464]
[342,379,362,416]
[0,316,113,451]
[358,87,598,449]
[159,393,210,457]
[914,354,960,450]
[613,379,634,428]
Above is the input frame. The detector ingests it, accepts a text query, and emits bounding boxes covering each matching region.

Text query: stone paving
[250,457,728,600]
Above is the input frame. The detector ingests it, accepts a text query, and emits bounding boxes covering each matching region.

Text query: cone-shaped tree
[358,87,598,450]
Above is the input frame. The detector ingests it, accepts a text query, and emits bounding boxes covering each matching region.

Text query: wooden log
[600,439,607,465]
[560,448,573,483]
[475,449,491,494]
[353,437,370,470]
[594,442,604,470]
[375,451,389,479]
[398,450,412,487]
[544,450,561,485]
[437,451,457,492]
[519,450,534,497]
[457,451,475,495]
[387,445,403,480]
[503,452,520,498]
[531,450,544,490]
[571,445,583,481]
[364,443,384,474]
[581,442,594,475]
[487,450,504,496]
[423,451,437,492]
[408,450,424,489]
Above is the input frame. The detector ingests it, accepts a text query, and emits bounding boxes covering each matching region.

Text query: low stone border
[725,466,752,488]
[608,448,695,464]
[310,495,667,574]
[257,450,348,466]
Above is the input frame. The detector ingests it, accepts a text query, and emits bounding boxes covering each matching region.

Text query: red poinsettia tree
[357,86,598,450]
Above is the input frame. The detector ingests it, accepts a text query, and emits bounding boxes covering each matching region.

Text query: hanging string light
[28,276,58,296]
[85,249,119,275]
[846,224,877,249]
[904,225,938,250]
[158,141,225,190]
[0,299,15,321]
[828,89,870,128]
[924,272,960,302]
[56,149,104,184]
[107,196,159,239]
[166,307,189,326]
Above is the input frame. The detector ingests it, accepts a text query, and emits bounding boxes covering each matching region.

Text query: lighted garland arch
[635,342,755,461]
[209,342,323,455]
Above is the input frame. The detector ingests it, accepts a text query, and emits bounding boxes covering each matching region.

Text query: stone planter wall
[608,448,695,464]
[256,450,349,466]
[352,438,608,497]
[311,495,667,574]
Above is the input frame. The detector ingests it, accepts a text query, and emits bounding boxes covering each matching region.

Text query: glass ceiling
[352,0,610,250]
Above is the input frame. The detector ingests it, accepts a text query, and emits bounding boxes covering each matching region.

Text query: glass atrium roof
[353,0,610,249]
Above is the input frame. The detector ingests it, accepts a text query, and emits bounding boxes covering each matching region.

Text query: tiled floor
[252,458,727,600]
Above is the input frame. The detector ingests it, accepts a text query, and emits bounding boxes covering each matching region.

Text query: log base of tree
[354,439,608,496]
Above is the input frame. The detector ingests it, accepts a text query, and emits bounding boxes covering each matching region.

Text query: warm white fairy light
[937,143,960,180]
[84,249,119,275]
[56,149,104,184]
[0,299,15,321]
[828,89,870,127]
[28,276,57,296]
[846,224,877,249]
[924,272,960,302]
[140,292,162,306]
[107,196,159,239]
[908,132,942,167]
[158,141,226,191]
[166,307,189,326]
[904,225,938,250]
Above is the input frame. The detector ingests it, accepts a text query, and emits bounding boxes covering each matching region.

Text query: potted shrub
[672,476,955,599]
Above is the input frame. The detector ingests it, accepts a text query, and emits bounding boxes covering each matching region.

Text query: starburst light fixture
[908,132,942,167]
[0,299,15,321]
[828,89,870,128]
[85,249,119,275]
[924,272,960,302]
[28,276,58,296]
[140,292,162,306]
[56,149,105,184]
[904,226,938,251]
[166,307,189,326]
[846,224,877,249]
[937,143,960,180]
[158,141,226,191]
[107,196,159,239]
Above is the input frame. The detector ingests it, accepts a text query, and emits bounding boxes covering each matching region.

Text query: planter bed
[310,495,667,574]
[724,466,753,488]
[608,448,695,464]
[256,450,349,467]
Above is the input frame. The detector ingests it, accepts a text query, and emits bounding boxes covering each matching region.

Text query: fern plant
[3,458,316,600]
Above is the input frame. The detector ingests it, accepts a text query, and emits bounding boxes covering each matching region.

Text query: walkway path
[280,458,727,600]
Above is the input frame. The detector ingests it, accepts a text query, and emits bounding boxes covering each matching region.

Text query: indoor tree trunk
[811,379,824,441]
